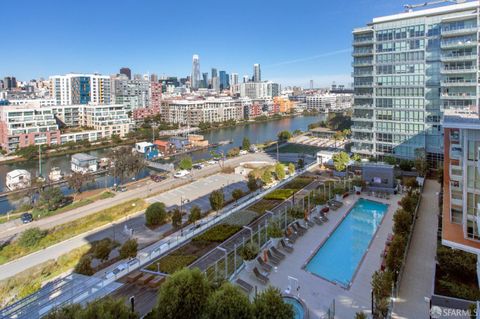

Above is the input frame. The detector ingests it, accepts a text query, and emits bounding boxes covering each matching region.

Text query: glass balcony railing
[353,38,374,45]
[352,72,373,77]
[441,66,477,73]
[441,92,476,99]
[441,25,478,36]
[352,49,373,56]
[441,39,477,49]
[352,60,374,67]
[354,104,374,109]
[440,53,477,62]
[351,125,373,131]
[354,82,373,87]
[442,79,477,86]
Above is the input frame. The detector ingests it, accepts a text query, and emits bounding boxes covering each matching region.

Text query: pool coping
[301,197,390,290]
[282,294,310,319]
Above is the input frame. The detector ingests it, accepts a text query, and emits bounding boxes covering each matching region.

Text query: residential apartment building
[442,109,480,256]
[351,1,479,163]
[111,75,150,110]
[160,98,244,126]
[0,104,131,152]
[306,93,353,111]
[237,81,281,99]
[50,73,111,105]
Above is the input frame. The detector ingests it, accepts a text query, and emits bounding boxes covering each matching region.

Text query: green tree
[242,137,251,151]
[203,283,252,319]
[247,172,258,191]
[145,202,167,227]
[332,151,351,172]
[232,188,244,202]
[288,163,295,175]
[111,134,122,144]
[119,239,138,259]
[18,228,47,248]
[274,163,286,180]
[261,170,273,185]
[66,172,94,198]
[45,297,138,319]
[171,208,182,228]
[386,234,407,274]
[327,113,352,131]
[399,195,418,213]
[297,158,304,169]
[156,268,211,319]
[393,209,413,236]
[383,156,397,165]
[74,256,94,276]
[414,148,429,177]
[93,239,112,262]
[109,146,145,184]
[277,130,292,142]
[355,312,368,319]
[179,156,193,170]
[38,187,65,211]
[14,145,38,160]
[253,287,294,319]
[188,205,202,224]
[209,189,225,212]
[371,270,393,319]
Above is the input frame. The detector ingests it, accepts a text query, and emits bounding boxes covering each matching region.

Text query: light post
[180,196,190,236]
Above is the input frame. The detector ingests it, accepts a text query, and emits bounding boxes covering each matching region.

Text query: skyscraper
[3,77,17,90]
[202,73,208,89]
[242,75,250,83]
[351,0,479,163]
[230,73,239,87]
[211,68,219,92]
[219,71,229,90]
[253,64,261,82]
[120,67,131,80]
[191,54,201,89]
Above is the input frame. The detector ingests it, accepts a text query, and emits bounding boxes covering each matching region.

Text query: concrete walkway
[392,179,440,319]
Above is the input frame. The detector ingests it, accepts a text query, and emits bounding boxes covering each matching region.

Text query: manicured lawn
[263,189,295,200]
[220,210,258,227]
[0,198,146,265]
[0,245,91,307]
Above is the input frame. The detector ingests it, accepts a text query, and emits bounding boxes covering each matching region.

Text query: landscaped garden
[275,143,320,155]
[282,176,315,190]
[263,189,295,200]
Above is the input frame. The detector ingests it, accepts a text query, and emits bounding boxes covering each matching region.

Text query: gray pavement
[0,153,276,242]
[392,180,440,319]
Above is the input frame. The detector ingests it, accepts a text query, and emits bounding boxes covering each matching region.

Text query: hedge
[148,254,198,274]
[282,177,314,190]
[192,224,241,243]
[263,189,295,201]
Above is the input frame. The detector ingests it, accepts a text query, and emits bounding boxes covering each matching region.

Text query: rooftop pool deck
[235,193,400,319]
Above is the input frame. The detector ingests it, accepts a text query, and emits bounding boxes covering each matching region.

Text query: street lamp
[180,196,190,236]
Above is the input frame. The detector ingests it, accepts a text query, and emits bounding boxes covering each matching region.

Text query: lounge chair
[313,215,324,225]
[294,221,308,232]
[280,239,294,253]
[291,224,306,236]
[267,250,281,265]
[327,202,338,211]
[331,199,343,207]
[253,267,269,284]
[286,228,298,242]
[271,247,286,259]
[256,256,273,272]
[236,278,254,294]
[305,219,315,227]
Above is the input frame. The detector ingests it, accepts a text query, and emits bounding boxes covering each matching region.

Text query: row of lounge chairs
[327,199,343,211]
[369,191,391,199]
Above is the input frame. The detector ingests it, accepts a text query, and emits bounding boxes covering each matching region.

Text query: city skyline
[2,0,407,87]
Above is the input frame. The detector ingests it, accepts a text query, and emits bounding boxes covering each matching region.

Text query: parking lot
[147,173,248,215]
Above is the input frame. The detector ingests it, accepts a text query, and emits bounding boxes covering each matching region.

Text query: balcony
[352,49,373,57]
[441,39,477,49]
[450,145,462,160]
[441,26,478,37]
[351,136,373,143]
[352,72,373,77]
[353,93,373,99]
[354,82,373,88]
[352,144,374,153]
[352,116,373,122]
[351,125,374,132]
[352,60,374,67]
[441,93,477,100]
[440,54,477,62]
[442,79,477,87]
[354,104,374,109]
[441,66,477,74]
[353,38,374,46]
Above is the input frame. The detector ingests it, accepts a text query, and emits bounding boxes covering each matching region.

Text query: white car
[174,170,190,178]
[239,150,248,155]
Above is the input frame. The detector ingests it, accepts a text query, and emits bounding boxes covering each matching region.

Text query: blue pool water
[305,198,388,288]
[283,296,306,319]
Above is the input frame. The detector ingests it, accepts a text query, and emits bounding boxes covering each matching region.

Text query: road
[0,153,276,242]
[0,154,277,280]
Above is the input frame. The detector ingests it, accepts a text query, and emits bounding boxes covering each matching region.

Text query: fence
[2,162,326,318]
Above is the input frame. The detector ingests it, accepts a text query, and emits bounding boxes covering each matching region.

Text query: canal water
[0,115,324,213]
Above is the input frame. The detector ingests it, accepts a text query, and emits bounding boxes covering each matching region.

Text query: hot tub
[282,295,309,319]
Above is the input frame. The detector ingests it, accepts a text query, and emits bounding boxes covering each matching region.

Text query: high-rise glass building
[120,67,131,80]
[351,0,479,163]
[191,54,201,89]
[253,64,261,82]
[219,70,229,90]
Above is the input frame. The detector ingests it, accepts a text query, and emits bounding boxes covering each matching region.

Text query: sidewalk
[392,179,440,319]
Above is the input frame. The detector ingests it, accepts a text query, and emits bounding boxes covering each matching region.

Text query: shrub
[332,151,351,172]
[399,195,418,213]
[437,279,480,301]
[371,270,393,318]
[188,205,202,224]
[45,297,138,319]
[74,256,94,276]
[386,234,407,274]
[274,163,286,180]
[227,147,240,158]
[171,208,182,228]
[242,137,251,151]
[399,160,414,171]
[119,239,138,259]
[253,287,294,319]
[204,283,253,319]
[209,189,225,212]
[332,187,345,196]
[283,177,313,190]
[393,209,413,236]
[437,246,477,281]
[267,222,283,239]
[179,156,193,170]
[192,224,241,242]
[263,189,295,200]
[232,189,244,202]
[145,202,167,227]
[261,170,273,185]
[287,206,304,220]
[239,243,259,261]
[288,163,295,175]
[93,239,113,261]
[17,228,47,248]
[156,268,211,319]
[154,254,198,274]
[247,173,259,192]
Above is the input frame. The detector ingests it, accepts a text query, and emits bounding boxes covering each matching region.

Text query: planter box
[335,194,343,201]
[354,186,362,193]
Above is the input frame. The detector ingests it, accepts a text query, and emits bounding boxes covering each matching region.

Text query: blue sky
[1,0,404,87]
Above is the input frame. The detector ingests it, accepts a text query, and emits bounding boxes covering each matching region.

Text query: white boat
[48,167,63,182]
[6,169,31,191]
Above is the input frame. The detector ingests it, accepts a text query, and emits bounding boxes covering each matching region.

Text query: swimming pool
[305,198,388,288]
[283,296,308,319]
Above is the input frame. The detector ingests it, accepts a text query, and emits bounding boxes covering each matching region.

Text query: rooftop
[442,108,480,129]
[72,153,97,161]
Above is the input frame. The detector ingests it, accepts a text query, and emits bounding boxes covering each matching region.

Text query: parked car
[239,150,248,155]
[193,163,204,170]
[21,213,33,224]
[150,174,165,182]
[174,170,190,178]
